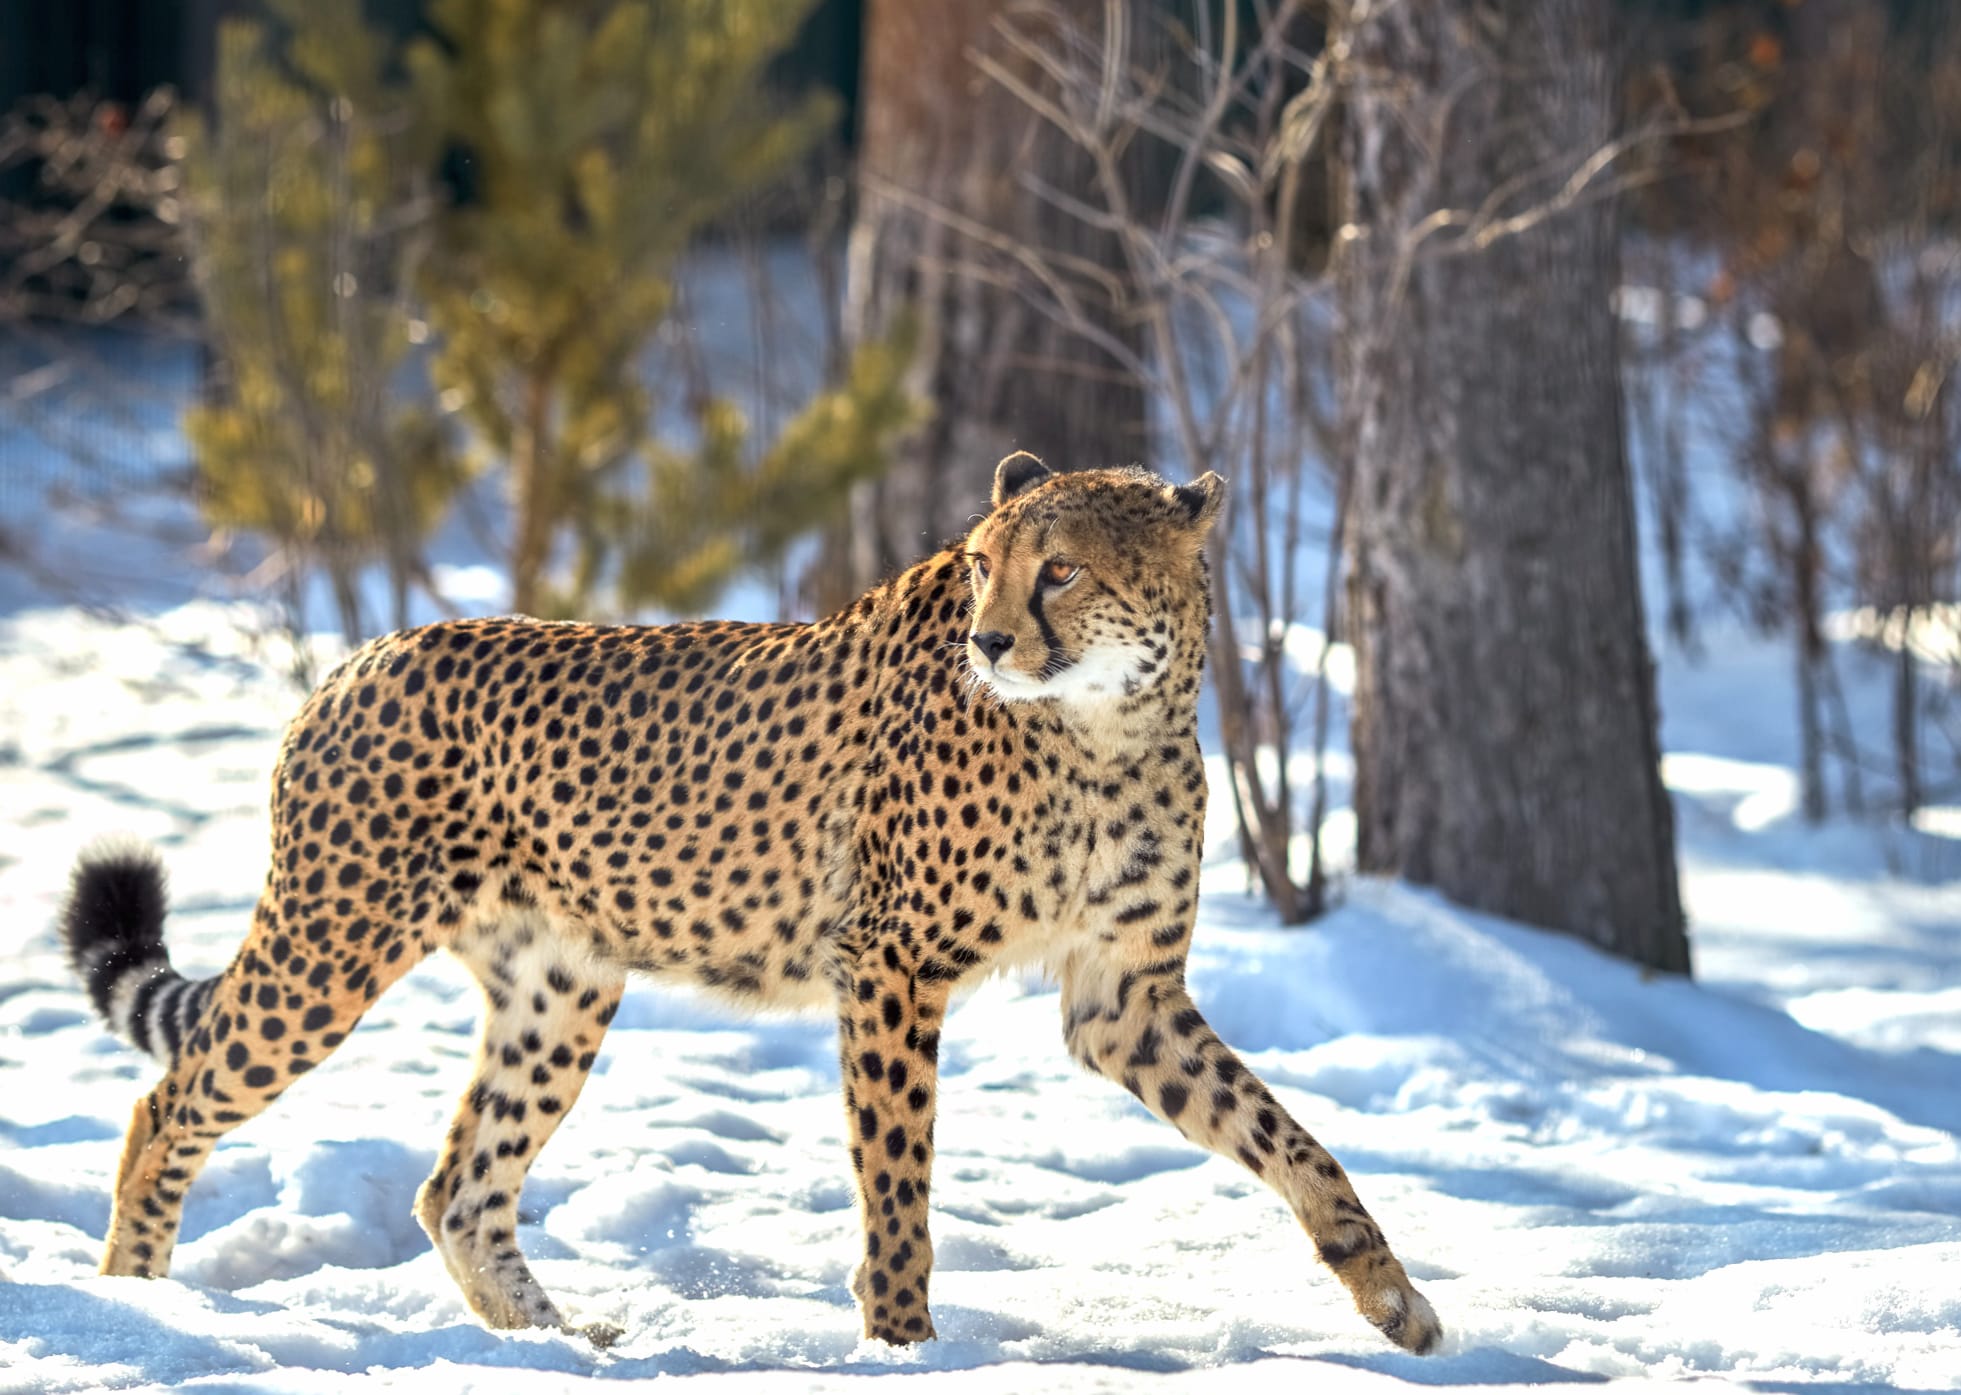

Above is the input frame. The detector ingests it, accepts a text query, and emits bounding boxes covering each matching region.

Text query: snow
[2,242,1958,1393]
[2,597,1958,1395]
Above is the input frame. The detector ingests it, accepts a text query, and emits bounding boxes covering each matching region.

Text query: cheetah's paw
[1367,1282,1443,1355]
[578,1320,626,1349]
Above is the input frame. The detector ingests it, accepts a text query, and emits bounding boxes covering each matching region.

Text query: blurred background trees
[48,0,916,645]
[405,0,911,619]
[1625,0,1961,831]
[954,1,1345,923]
[2,0,1955,964]
[818,0,1150,609]
[180,6,458,647]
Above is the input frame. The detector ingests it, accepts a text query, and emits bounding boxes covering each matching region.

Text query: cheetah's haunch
[61,457,1441,1355]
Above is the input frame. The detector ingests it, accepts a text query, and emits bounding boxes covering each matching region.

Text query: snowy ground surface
[2,248,1958,1392]
[1,599,1957,1395]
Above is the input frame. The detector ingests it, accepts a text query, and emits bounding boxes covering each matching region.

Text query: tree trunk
[509,370,553,617]
[1792,471,1829,822]
[1893,610,1922,818]
[823,0,1147,606]
[1335,0,1689,973]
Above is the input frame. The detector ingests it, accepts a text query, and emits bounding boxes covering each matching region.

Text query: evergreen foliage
[180,6,459,642]
[609,315,919,612]
[180,0,915,628]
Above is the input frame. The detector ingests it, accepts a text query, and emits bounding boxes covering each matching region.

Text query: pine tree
[404,0,913,617]
[611,320,918,613]
[180,4,461,644]
[183,0,914,632]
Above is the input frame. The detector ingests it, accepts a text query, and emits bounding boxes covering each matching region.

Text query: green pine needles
[182,0,917,635]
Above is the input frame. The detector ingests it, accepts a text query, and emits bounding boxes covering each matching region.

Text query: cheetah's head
[962,453,1224,707]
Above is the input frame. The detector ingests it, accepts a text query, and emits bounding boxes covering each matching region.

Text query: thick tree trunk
[1336,0,1689,973]
[824,0,1146,606]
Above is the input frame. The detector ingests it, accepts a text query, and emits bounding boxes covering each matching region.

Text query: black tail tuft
[62,842,168,1016]
[59,841,196,1062]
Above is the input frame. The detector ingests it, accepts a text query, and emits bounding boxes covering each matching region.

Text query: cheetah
[60,454,1441,1354]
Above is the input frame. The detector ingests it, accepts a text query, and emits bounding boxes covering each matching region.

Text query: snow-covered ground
[3,240,1958,1390]
[1,595,1957,1395]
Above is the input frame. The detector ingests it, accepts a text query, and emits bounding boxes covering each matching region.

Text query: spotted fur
[60,457,1441,1354]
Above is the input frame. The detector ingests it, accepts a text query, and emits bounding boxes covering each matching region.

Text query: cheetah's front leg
[1060,952,1443,1354]
[835,947,950,1344]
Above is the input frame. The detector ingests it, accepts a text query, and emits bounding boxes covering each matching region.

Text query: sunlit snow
[2,599,1956,1394]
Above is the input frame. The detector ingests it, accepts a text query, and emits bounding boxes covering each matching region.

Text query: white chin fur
[972,645,1160,705]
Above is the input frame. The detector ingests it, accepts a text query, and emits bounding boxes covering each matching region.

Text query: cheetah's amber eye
[970,555,991,582]
[1041,559,1079,586]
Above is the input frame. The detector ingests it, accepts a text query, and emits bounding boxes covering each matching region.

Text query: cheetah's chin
[972,668,1044,701]
[973,653,1157,708]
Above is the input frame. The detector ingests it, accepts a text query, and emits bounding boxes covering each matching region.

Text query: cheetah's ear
[992,451,1052,508]
[1168,472,1226,530]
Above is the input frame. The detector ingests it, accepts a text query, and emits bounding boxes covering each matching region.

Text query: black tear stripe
[1026,585,1077,678]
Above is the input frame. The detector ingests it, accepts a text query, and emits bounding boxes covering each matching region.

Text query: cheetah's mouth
[972,638,1166,708]
[968,643,1077,695]
[968,654,1047,701]
[974,660,1035,688]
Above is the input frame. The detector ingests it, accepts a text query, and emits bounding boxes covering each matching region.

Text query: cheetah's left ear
[1168,472,1226,530]
[992,451,1053,508]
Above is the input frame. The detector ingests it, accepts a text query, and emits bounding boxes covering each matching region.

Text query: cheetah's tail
[59,841,210,1067]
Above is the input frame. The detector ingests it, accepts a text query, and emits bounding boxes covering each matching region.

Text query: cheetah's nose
[971,631,1015,663]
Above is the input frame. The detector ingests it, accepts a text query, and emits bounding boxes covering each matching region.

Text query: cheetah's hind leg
[416,909,624,1344]
[61,847,432,1281]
